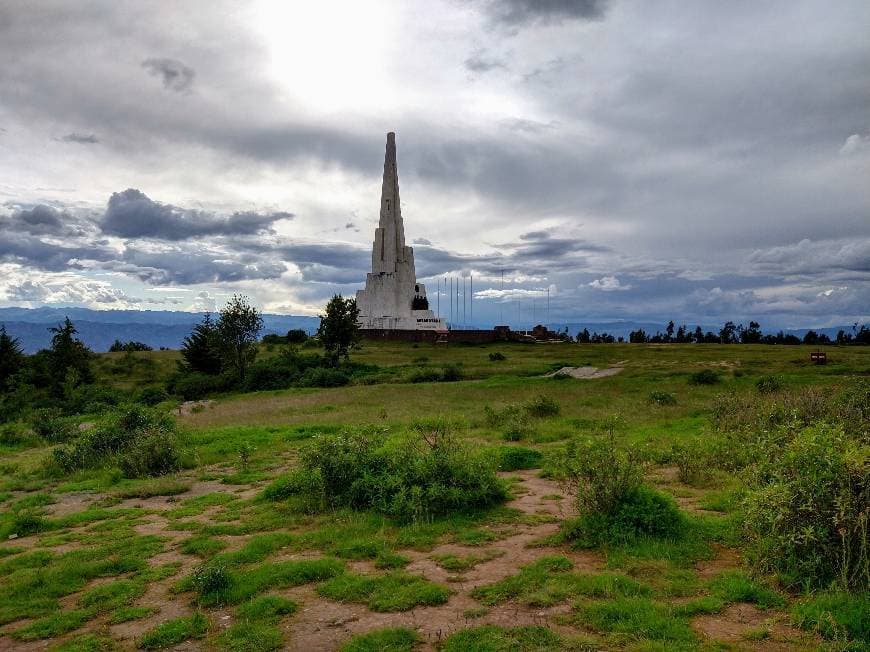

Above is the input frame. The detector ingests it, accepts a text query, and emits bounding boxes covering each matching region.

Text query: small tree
[318,295,360,367]
[181,313,223,375]
[0,325,25,391]
[216,295,263,380]
[47,317,93,395]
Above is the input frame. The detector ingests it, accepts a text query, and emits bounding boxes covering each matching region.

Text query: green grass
[708,570,786,609]
[0,342,867,650]
[191,558,345,606]
[139,612,210,649]
[439,625,568,651]
[339,627,419,652]
[317,571,450,611]
[471,556,651,608]
[577,597,696,643]
[792,591,869,645]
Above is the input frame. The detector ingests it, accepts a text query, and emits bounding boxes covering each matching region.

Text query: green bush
[299,367,350,388]
[559,433,643,516]
[670,442,713,486]
[52,405,180,478]
[440,364,463,382]
[494,446,543,471]
[488,352,506,361]
[168,371,230,400]
[30,408,77,443]
[484,404,535,441]
[743,422,869,591]
[271,421,506,521]
[243,358,300,391]
[138,386,169,406]
[564,486,685,547]
[755,375,784,394]
[524,394,560,417]
[407,367,442,383]
[689,369,720,385]
[648,391,677,406]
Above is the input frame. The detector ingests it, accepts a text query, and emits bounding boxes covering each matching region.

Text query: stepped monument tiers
[356,133,446,331]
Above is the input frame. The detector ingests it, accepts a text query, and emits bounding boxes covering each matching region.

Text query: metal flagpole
[470,274,473,328]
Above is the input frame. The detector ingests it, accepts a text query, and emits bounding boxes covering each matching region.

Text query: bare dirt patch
[693,603,816,650]
[544,366,623,379]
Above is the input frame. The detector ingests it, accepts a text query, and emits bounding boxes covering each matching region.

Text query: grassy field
[0,341,867,650]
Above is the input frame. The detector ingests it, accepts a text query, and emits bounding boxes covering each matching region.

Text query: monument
[356,133,446,331]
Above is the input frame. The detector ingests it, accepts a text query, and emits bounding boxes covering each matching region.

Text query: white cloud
[587,276,630,291]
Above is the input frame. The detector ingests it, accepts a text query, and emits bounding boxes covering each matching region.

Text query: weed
[216,622,283,651]
[236,595,297,621]
[488,352,506,362]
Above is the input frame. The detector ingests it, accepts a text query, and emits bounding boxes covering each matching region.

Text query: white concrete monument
[356,133,446,331]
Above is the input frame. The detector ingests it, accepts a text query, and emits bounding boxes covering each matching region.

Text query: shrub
[168,371,230,400]
[276,421,506,522]
[559,432,643,516]
[689,370,720,385]
[495,446,543,471]
[564,486,685,547]
[118,427,180,478]
[755,375,783,394]
[299,367,350,388]
[30,408,77,443]
[408,367,442,383]
[243,357,300,391]
[138,386,169,406]
[524,394,560,417]
[648,391,677,406]
[670,442,713,486]
[440,364,463,382]
[488,352,506,361]
[484,404,534,441]
[52,405,180,478]
[742,422,868,591]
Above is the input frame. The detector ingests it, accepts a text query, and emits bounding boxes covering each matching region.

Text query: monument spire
[356,132,444,331]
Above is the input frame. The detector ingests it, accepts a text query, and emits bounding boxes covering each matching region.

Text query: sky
[1,0,868,329]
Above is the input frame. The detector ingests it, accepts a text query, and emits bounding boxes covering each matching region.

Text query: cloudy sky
[1,0,868,329]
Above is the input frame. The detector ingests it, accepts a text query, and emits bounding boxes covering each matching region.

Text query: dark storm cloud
[486,0,608,26]
[102,189,291,240]
[59,132,98,144]
[2,204,91,237]
[141,58,195,92]
[464,51,507,73]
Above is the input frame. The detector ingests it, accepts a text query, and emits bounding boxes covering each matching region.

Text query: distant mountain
[0,307,320,353]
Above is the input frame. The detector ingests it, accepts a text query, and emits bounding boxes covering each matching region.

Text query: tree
[803,330,819,345]
[0,325,25,391]
[665,320,675,342]
[181,313,223,375]
[216,295,264,380]
[740,321,762,344]
[286,329,308,344]
[693,326,704,343]
[577,328,591,343]
[46,317,93,395]
[318,294,360,367]
[719,321,738,344]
